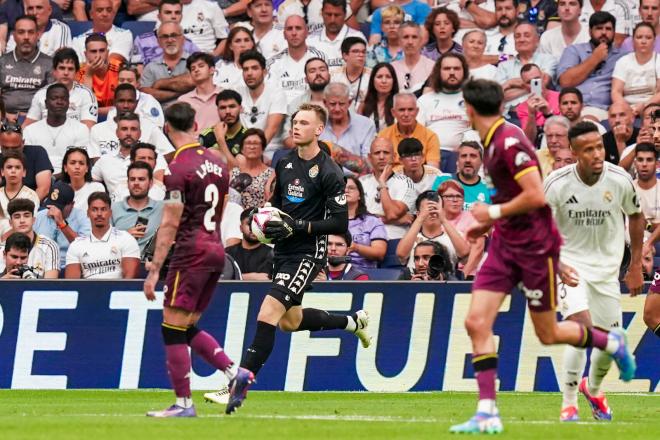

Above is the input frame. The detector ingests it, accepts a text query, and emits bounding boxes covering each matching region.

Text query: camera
[426,255,447,280]
[15,265,39,279]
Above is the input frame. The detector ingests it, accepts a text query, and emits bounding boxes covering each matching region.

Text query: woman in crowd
[437,180,484,279]
[422,7,463,61]
[230,128,274,209]
[462,29,497,80]
[367,5,405,67]
[60,147,105,212]
[214,26,255,90]
[612,22,660,116]
[396,190,470,275]
[345,175,387,270]
[358,63,399,132]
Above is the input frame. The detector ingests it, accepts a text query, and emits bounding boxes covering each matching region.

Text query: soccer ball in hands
[250,206,283,244]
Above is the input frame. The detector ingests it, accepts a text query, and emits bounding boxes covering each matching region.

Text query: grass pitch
[1,390,658,439]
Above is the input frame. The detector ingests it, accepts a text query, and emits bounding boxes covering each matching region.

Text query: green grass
[1,390,658,439]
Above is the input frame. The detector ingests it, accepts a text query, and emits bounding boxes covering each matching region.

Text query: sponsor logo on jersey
[285,163,293,169]
[309,164,319,178]
[286,181,305,203]
[514,151,531,166]
[334,193,346,205]
[505,137,520,150]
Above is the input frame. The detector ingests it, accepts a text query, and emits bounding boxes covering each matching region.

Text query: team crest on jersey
[603,191,613,203]
[505,137,520,150]
[150,107,160,116]
[309,164,319,178]
[197,12,205,21]
[334,194,346,205]
[111,246,118,255]
[514,151,531,166]
[33,65,41,75]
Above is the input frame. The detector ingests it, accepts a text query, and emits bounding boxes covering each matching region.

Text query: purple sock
[165,344,191,398]
[590,327,610,351]
[476,369,497,400]
[190,330,233,371]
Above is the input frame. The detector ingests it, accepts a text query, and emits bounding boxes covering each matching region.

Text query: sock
[296,308,348,331]
[176,397,193,408]
[588,348,613,396]
[576,325,616,352]
[187,327,235,380]
[345,313,358,332]
[472,353,498,414]
[241,321,276,375]
[562,346,586,408]
[654,323,660,338]
[162,324,191,399]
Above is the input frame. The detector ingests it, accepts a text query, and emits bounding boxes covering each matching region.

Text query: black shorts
[270,256,322,309]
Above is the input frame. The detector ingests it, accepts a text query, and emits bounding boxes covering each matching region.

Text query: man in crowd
[76,33,118,117]
[5,0,71,56]
[539,0,590,60]
[538,116,572,177]
[71,0,132,63]
[484,0,518,57]
[633,143,660,233]
[225,208,274,281]
[432,141,491,209]
[397,138,444,195]
[199,89,248,164]
[325,232,369,280]
[307,0,365,69]
[330,37,370,110]
[391,22,434,94]
[0,232,33,279]
[106,66,164,128]
[603,101,638,165]
[179,52,221,136]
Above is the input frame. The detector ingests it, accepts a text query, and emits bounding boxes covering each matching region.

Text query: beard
[243,233,260,245]
[442,79,463,91]
[590,37,612,48]
[309,79,329,92]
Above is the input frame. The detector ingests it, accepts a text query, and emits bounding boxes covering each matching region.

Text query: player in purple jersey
[640,226,660,338]
[449,80,637,435]
[144,102,248,418]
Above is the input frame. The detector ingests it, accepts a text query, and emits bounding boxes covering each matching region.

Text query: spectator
[237,50,287,159]
[539,0,590,60]
[266,15,326,105]
[558,86,606,132]
[326,232,369,280]
[307,0,366,69]
[397,137,444,195]
[538,115,571,177]
[0,0,64,52]
[71,0,132,64]
[178,0,229,56]
[0,15,52,119]
[633,142,660,231]
[129,0,200,71]
[496,22,557,118]
[366,4,404,67]
[438,179,483,278]
[422,7,462,61]
[360,137,416,242]
[90,84,175,158]
[515,0,557,33]
[398,240,454,280]
[230,128,274,209]
[358,62,399,132]
[368,0,431,46]
[111,161,164,254]
[456,0,497,31]
[112,142,166,201]
[579,0,632,44]
[0,121,52,199]
[199,89,248,164]
[621,0,660,52]
[321,82,376,158]
[417,52,471,173]
[59,147,104,212]
[612,22,660,116]
[485,0,518,57]
[213,26,254,91]
[463,29,497,80]
[396,190,469,272]
[245,0,286,60]
[2,198,59,278]
[65,191,140,279]
[76,33,118,117]
[619,103,660,170]
[379,92,441,169]
[558,11,626,121]
[179,52,222,136]
[33,180,90,269]
[552,146,576,171]
[107,66,164,128]
[225,207,274,280]
[391,22,434,94]
[25,48,97,129]
[330,37,371,111]
[5,0,70,57]
[140,22,194,105]
[278,0,338,34]
[345,175,387,270]
[603,101,638,165]
[0,150,40,216]
[0,232,32,279]
[516,63,561,145]
[23,83,91,173]
[432,141,492,209]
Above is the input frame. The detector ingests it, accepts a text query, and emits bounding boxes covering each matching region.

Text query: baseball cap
[42,181,75,211]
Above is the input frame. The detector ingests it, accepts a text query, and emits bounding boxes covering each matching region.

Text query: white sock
[604,332,620,354]
[477,399,497,415]
[176,397,193,408]
[562,346,587,408]
[224,363,238,381]
[345,314,357,332]
[588,348,612,396]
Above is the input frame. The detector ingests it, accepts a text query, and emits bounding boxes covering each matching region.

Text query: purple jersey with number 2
[164,143,229,271]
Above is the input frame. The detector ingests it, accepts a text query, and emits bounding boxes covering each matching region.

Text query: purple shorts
[473,235,559,312]
[650,270,660,294]
[163,270,221,313]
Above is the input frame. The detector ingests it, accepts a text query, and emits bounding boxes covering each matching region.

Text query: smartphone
[136,216,149,227]
[530,78,542,96]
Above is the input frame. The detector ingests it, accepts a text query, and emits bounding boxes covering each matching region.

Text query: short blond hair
[295,103,328,125]
[381,4,404,21]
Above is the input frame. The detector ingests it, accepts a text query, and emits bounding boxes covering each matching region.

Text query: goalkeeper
[223,103,372,415]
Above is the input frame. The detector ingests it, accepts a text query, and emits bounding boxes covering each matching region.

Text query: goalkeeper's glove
[264,212,309,243]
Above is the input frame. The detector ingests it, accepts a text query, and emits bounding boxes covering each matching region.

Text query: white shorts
[558,279,622,329]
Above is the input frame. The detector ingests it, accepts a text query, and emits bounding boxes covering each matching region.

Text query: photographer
[326,233,369,281]
[0,232,34,279]
[399,240,455,281]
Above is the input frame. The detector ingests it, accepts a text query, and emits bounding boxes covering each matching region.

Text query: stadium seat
[67,21,93,37]
[364,268,401,280]
[379,239,404,269]
[122,21,157,40]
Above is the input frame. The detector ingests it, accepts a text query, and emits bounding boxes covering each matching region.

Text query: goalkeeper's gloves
[264,213,310,243]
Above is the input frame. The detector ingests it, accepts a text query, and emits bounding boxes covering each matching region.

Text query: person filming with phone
[515,63,561,147]
[111,161,164,255]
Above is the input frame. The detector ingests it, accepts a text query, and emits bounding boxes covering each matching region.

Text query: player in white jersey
[544,121,644,423]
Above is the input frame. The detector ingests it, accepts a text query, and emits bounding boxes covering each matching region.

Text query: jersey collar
[174,142,201,159]
[483,118,506,149]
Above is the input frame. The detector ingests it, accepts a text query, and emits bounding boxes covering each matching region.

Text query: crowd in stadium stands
[0,0,660,283]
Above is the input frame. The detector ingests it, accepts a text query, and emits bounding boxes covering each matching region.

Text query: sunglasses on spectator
[250,106,258,124]
[0,121,22,134]
[404,73,411,89]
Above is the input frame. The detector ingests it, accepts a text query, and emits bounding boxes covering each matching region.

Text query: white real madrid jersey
[65,227,140,279]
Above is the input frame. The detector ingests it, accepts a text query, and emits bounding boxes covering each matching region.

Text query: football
[250,206,282,244]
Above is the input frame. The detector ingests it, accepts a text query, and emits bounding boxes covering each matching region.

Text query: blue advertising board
[0,281,657,392]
